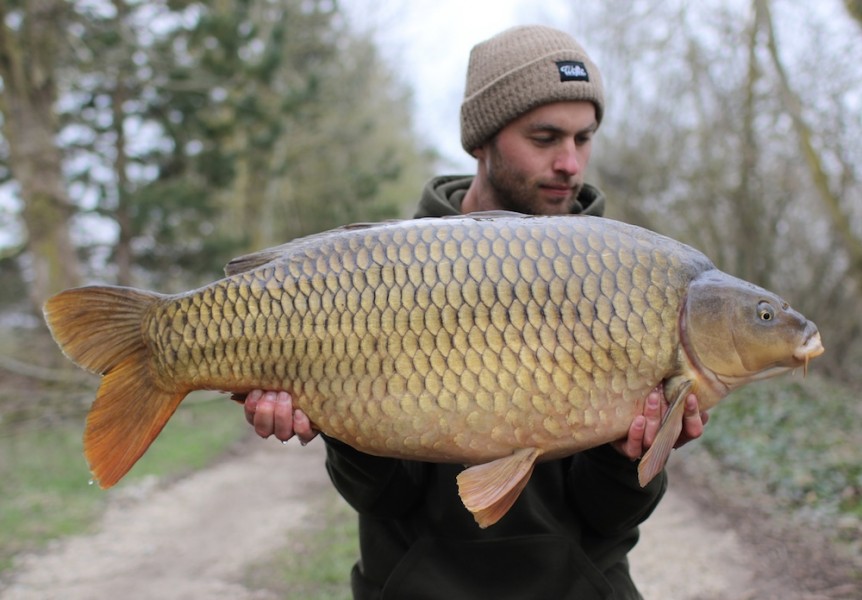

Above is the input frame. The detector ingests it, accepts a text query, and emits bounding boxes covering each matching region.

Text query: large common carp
[44,213,823,527]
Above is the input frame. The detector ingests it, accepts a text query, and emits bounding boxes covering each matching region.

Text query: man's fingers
[252,391,278,439]
[675,394,708,448]
[292,409,318,445]
[272,391,295,442]
[682,394,703,435]
[642,390,663,449]
[244,389,318,445]
[615,415,646,460]
[245,389,263,426]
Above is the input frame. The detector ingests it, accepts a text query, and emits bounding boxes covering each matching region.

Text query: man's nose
[553,142,580,175]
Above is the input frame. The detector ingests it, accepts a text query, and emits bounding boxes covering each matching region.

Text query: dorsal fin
[223,211,538,277]
[223,222,385,276]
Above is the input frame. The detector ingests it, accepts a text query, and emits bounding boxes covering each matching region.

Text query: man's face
[474,101,597,216]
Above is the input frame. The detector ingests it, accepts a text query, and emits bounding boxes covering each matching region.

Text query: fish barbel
[43,213,824,527]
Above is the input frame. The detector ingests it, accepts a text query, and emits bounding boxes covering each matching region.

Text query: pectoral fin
[637,379,693,487]
[456,447,541,528]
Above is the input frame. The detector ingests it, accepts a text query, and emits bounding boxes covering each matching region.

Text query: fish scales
[43,213,823,526]
[148,217,697,461]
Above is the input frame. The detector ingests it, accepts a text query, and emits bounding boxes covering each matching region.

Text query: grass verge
[699,375,861,550]
[243,490,358,600]
[0,392,248,576]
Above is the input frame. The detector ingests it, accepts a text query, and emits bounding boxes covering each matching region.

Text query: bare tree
[758,0,862,287]
[847,0,862,26]
[0,0,81,311]
[570,0,862,379]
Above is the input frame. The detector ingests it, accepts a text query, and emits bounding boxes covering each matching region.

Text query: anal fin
[456,447,541,528]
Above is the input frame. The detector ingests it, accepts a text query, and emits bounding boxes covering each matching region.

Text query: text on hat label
[556,61,589,82]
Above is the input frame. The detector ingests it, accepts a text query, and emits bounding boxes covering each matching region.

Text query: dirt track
[1,439,858,600]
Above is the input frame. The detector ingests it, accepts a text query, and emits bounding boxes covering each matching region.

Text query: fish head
[683,271,824,391]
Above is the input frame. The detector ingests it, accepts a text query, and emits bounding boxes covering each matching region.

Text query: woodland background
[1,0,860,380]
[0,0,860,587]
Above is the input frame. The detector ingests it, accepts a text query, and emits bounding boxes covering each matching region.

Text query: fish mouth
[794,330,825,361]
[715,329,825,387]
[794,330,825,376]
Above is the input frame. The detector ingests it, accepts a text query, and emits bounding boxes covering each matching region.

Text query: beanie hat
[460,25,605,154]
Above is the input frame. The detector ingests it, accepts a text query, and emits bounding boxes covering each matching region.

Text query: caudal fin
[43,286,186,488]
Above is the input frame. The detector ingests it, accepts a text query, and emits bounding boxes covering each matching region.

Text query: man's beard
[485,143,583,215]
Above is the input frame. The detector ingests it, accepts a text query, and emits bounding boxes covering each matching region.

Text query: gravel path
[0,440,856,600]
[2,439,330,600]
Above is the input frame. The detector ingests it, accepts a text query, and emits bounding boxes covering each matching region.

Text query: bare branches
[758,0,862,282]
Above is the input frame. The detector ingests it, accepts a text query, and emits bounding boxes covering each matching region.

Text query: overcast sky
[347,0,574,170]
[2,0,856,248]
[346,0,857,174]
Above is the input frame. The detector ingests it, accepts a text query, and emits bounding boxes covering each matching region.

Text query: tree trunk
[110,0,133,286]
[0,0,81,312]
[846,0,862,27]
[733,6,768,286]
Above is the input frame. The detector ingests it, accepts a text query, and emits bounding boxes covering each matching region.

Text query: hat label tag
[556,61,589,82]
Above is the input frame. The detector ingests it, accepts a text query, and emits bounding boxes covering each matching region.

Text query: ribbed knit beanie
[460,25,605,154]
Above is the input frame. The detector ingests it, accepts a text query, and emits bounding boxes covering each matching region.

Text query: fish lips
[794,328,825,362]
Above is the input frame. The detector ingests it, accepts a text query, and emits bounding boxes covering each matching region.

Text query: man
[245,25,707,599]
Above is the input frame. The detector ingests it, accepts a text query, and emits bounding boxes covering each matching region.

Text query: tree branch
[758,0,862,278]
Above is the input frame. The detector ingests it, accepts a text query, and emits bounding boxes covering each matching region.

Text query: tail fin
[43,286,186,488]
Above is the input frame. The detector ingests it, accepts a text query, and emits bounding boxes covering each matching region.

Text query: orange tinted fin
[638,378,692,487]
[84,356,185,487]
[43,286,185,488]
[456,447,541,528]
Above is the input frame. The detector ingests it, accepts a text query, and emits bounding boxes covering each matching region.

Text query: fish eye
[757,301,775,321]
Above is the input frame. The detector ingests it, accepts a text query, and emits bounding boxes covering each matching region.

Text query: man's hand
[243,389,318,445]
[613,387,709,460]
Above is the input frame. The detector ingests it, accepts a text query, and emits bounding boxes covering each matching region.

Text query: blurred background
[0,0,860,595]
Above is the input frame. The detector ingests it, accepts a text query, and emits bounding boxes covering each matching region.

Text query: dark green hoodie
[323,176,664,599]
[413,175,607,218]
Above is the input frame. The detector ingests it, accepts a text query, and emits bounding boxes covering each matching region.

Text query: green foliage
[0,255,28,309]
[179,1,433,248]
[701,376,862,520]
[125,178,247,286]
[46,0,431,290]
[0,422,103,574]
